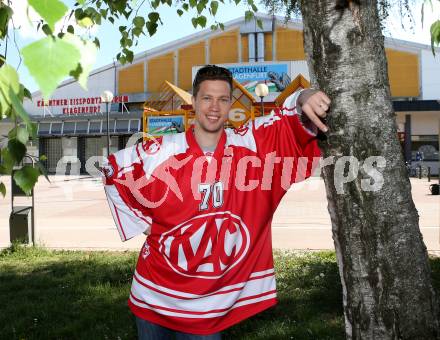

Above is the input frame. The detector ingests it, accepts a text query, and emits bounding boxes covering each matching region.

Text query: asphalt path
[1,175,439,252]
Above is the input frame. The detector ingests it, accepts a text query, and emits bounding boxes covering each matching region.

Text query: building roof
[393,100,440,112]
[29,12,440,98]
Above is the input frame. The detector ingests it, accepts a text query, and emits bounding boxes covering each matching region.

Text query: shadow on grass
[2,246,439,340]
[0,247,138,339]
[224,251,345,340]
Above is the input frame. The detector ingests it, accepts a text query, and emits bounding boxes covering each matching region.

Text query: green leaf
[0,148,14,174]
[124,49,134,63]
[16,127,30,145]
[40,154,47,161]
[0,64,20,117]
[42,24,53,36]
[431,20,440,54]
[197,1,205,14]
[191,17,198,28]
[74,8,84,20]
[93,13,101,25]
[9,90,33,134]
[36,161,50,182]
[23,87,32,100]
[133,16,145,28]
[0,64,19,96]
[67,25,74,34]
[13,166,40,196]
[28,122,38,140]
[0,182,5,197]
[28,0,68,31]
[245,10,254,22]
[256,18,263,30]
[118,55,127,64]
[182,3,189,11]
[151,0,160,9]
[21,36,81,99]
[210,1,219,16]
[61,34,97,90]
[0,6,13,39]
[146,21,158,36]
[93,37,100,49]
[198,16,207,27]
[99,9,108,19]
[78,16,94,28]
[132,27,143,37]
[8,139,26,163]
[177,9,184,16]
[189,0,197,8]
[7,126,17,139]
[148,12,160,23]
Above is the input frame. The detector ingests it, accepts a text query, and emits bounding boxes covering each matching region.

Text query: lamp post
[255,83,269,116]
[100,90,114,157]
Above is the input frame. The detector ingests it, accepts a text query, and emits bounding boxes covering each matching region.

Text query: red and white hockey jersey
[103,93,321,335]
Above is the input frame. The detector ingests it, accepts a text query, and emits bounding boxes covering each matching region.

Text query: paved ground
[1,175,439,252]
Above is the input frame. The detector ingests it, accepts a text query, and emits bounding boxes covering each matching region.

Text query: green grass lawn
[1,245,439,340]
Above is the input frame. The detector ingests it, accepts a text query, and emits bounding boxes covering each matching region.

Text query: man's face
[192,80,232,134]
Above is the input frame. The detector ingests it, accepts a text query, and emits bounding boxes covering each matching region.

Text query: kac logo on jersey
[158,211,250,279]
[143,138,161,155]
[102,164,115,178]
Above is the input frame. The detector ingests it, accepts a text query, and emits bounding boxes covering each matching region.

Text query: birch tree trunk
[299,1,440,338]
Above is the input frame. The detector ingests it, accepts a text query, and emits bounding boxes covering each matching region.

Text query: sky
[5,0,440,93]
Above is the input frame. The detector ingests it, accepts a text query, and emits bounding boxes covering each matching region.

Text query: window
[38,122,50,135]
[116,120,129,132]
[102,120,115,133]
[51,122,62,134]
[89,121,102,133]
[63,121,75,134]
[76,121,88,133]
[129,119,140,132]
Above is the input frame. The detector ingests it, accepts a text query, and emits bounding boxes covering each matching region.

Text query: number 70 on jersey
[199,182,224,211]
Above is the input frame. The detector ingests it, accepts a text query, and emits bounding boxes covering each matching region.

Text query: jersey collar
[186,125,226,159]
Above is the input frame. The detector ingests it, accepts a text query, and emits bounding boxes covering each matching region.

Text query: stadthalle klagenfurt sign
[36,95,129,115]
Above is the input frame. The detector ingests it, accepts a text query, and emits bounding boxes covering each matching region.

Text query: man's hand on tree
[298,89,331,133]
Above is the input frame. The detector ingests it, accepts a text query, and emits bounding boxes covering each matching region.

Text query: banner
[226,64,290,94]
[148,116,185,136]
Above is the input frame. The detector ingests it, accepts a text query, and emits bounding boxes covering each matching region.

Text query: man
[103,65,330,339]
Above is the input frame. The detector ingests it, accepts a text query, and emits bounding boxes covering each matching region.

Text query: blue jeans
[135,317,222,340]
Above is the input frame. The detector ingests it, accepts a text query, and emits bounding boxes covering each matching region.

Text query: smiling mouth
[206,115,220,122]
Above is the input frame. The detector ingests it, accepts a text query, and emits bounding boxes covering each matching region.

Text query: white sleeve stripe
[105,185,152,225]
[111,201,128,241]
[104,185,152,241]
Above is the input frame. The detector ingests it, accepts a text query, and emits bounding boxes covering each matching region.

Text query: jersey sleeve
[103,144,153,242]
[252,90,322,186]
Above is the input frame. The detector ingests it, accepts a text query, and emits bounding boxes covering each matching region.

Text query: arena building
[19,13,440,175]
